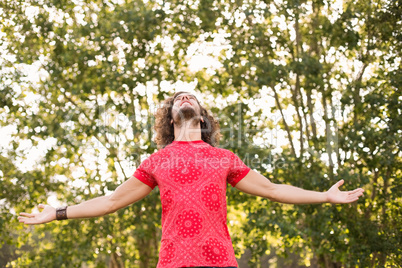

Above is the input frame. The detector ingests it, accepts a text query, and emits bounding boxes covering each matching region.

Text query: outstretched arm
[18,176,152,225]
[235,170,364,204]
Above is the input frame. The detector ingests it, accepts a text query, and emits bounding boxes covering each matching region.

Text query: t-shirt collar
[172,140,204,144]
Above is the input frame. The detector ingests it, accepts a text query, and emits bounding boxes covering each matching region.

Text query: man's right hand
[18,204,56,225]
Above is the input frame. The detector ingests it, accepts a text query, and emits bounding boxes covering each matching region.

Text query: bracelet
[56,206,68,220]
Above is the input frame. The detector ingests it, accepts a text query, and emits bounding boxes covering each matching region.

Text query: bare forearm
[66,195,113,219]
[268,184,328,204]
[66,177,152,219]
[18,196,115,225]
[235,171,363,205]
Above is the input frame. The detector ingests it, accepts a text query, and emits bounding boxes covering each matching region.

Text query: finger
[345,192,363,202]
[18,217,30,224]
[18,216,34,223]
[19,212,35,218]
[19,218,37,225]
[336,179,344,188]
[353,188,364,192]
[346,188,363,195]
[349,191,364,199]
[18,215,40,224]
[346,198,359,203]
[346,189,361,195]
[348,188,365,195]
[339,195,358,203]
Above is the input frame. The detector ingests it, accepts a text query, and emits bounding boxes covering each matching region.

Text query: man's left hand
[326,180,364,204]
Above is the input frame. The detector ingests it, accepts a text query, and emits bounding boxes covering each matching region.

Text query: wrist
[56,206,68,220]
[324,191,330,203]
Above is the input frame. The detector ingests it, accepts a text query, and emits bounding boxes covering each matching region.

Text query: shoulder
[150,143,176,156]
[210,146,238,158]
[139,146,170,167]
[153,147,170,160]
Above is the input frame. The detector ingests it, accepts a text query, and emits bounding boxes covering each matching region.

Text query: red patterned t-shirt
[133,140,251,268]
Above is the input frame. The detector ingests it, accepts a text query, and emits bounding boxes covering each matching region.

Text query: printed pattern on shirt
[202,184,222,212]
[159,242,175,266]
[202,238,230,264]
[133,140,250,268]
[176,210,203,238]
[162,189,174,214]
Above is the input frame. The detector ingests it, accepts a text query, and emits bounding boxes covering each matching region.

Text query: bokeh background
[0,0,401,267]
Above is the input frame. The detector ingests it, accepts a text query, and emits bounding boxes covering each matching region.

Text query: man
[19,91,364,268]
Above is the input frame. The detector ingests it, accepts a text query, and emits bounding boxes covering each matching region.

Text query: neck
[173,120,202,141]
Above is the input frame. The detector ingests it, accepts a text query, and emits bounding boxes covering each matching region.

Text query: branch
[272,87,297,157]
[62,91,129,179]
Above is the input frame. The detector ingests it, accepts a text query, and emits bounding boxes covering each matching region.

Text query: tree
[1,0,400,267]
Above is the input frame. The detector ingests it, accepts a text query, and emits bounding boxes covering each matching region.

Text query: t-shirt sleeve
[133,157,158,189]
[227,151,251,187]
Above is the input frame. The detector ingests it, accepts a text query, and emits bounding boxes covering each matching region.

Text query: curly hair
[154,91,221,148]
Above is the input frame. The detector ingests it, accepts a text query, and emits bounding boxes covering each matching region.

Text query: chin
[174,106,199,122]
[180,105,194,112]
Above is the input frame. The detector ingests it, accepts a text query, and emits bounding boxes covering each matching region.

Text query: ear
[200,116,204,123]
[171,119,173,124]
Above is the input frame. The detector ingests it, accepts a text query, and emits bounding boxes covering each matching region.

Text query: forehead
[173,93,197,100]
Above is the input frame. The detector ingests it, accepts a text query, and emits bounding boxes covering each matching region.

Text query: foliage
[0,0,400,267]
